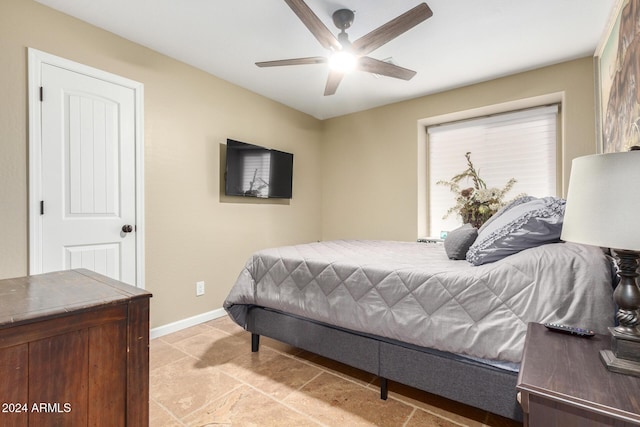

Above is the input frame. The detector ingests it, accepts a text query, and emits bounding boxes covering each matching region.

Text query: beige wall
[0,0,323,328]
[1,0,599,329]
[320,58,597,241]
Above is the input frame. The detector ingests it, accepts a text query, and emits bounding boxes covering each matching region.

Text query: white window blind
[427,105,558,236]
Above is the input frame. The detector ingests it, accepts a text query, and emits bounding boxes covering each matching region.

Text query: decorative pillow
[478,195,536,235]
[466,197,566,266]
[444,223,478,260]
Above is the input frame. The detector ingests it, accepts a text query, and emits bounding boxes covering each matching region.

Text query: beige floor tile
[217,346,323,400]
[150,339,191,371]
[183,385,321,427]
[406,408,467,427]
[149,399,184,427]
[170,327,250,367]
[205,315,244,334]
[284,372,413,427]
[159,323,215,344]
[148,321,523,427]
[150,356,242,419]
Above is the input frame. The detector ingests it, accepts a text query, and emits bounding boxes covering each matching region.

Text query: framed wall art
[595,0,640,153]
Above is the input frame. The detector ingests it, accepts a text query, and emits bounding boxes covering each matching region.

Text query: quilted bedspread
[224,240,615,363]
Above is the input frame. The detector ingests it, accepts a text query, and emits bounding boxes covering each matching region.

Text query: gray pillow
[466,197,565,266]
[444,223,478,260]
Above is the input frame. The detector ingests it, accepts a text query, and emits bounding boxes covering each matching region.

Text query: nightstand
[517,322,640,426]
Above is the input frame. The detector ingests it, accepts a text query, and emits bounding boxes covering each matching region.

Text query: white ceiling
[35,0,615,120]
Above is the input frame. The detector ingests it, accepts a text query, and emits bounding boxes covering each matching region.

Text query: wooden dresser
[0,269,151,426]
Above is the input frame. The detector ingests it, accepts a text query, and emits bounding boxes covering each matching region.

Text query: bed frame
[246,306,523,422]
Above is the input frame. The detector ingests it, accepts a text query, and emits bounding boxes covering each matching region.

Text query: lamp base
[600,327,640,376]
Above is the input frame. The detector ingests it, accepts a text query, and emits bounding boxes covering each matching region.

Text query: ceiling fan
[256,0,433,96]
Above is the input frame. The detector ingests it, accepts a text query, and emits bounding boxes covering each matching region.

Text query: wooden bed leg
[380,377,388,400]
[251,333,260,352]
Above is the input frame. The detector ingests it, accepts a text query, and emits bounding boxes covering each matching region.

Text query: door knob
[122,224,133,233]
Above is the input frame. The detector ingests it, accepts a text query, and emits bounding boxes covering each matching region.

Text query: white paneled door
[29,50,144,287]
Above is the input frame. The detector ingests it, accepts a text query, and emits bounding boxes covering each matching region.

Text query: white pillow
[466,197,565,265]
[477,196,536,235]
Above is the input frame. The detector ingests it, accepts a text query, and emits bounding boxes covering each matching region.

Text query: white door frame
[28,48,145,288]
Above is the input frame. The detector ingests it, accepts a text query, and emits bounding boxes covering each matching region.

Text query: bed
[223,199,616,421]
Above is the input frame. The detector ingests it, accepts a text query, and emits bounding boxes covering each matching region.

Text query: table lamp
[561,150,640,376]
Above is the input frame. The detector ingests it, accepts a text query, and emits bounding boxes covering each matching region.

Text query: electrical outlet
[196,281,205,296]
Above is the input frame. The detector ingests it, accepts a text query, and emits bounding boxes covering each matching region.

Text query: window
[427,105,558,236]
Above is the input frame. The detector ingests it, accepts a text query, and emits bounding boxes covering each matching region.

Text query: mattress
[224,240,615,363]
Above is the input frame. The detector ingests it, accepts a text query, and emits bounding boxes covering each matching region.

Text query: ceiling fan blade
[256,57,327,67]
[357,57,417,80]
[284,0,341,51]
[324,71,344,96]
[352,3,433,56]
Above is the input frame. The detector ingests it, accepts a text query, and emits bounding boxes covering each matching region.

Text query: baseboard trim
[150,308,227,339]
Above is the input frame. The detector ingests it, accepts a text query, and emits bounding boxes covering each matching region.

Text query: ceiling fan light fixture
[328,50,357,73]
[259,1,433,94]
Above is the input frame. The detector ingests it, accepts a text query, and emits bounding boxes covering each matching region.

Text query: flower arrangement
[437,152,518,228]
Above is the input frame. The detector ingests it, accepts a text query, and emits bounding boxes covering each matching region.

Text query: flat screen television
[225,139,294,199]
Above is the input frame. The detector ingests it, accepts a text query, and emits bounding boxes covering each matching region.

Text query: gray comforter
[224,240,615,363]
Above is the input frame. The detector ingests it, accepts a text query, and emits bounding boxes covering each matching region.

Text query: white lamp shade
[561,151,640,251]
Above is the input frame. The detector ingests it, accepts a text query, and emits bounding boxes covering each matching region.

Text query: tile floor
[149,316,523,427]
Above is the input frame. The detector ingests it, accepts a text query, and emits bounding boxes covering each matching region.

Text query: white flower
[437,153,521,227]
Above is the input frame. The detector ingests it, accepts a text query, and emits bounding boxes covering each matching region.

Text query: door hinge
[39,86,43,102]
[40,200,44,215]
